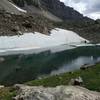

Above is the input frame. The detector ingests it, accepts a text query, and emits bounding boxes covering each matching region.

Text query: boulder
[69,77,83,86]
[74,77,83,85]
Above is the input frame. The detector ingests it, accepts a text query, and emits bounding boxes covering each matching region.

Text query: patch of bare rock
[13,84,100,100]
[0,9,54,36]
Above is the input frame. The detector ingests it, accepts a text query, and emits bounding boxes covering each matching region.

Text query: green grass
[0,87,16,100]
[26,63,100,92]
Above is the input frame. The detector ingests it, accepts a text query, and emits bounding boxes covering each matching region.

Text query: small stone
[0,85,4,89]
[0,57,5,62]
[74,77,83,85]
[69,77,83,86]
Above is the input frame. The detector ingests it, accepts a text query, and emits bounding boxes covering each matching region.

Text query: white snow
[9,2,27,13]
[0,28,89,55]
[96,44,100,46]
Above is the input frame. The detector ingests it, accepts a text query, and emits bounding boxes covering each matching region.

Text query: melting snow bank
[0,28,89,56]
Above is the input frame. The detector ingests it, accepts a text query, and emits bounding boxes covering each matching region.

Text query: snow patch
[0,28,89,55]
[9,2,27,13]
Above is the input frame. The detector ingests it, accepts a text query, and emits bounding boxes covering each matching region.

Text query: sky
[60,0,100,20]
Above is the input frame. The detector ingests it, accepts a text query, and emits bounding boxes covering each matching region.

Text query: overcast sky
[60,0,100,20]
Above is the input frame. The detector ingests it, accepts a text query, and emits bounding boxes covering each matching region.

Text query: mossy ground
[0,87,16,100]
[26,63,100,92]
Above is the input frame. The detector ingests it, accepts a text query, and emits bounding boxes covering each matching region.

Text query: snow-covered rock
[0,28,89,55]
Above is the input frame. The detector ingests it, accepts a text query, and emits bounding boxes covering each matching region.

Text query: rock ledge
[14,84,100,100]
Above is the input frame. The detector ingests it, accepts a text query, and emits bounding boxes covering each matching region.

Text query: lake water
[0,46,100,85]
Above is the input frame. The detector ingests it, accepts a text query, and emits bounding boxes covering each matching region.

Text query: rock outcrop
[41,0,86,20]
[14,84,100,100]
[0,10,54,36]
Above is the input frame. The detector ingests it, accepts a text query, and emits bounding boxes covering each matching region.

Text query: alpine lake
[0,46,100,86]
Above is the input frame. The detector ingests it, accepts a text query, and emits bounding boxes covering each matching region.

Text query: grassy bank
[26,63,100,92]
[0,63,100,100]
[0,87,16,100]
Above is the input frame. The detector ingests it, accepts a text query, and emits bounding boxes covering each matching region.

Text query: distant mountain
[11,0,91,21]
[0,0,100,43]
[0,0,55,36]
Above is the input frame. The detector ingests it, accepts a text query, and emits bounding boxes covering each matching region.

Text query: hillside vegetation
[27,63,100,92]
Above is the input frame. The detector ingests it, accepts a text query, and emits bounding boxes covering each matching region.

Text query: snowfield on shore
[0,28,89,55]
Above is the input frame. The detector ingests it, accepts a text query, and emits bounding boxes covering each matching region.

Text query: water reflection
[0,46,100,85]
[51,56,100,75]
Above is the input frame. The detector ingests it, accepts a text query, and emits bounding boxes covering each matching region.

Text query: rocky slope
[11,0,62,22]
[0,10,54,36]
[0,0,26,14]
[14,84,100,100]
[11,0,90,21]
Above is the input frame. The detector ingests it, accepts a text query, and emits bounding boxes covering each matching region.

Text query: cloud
[87,12,100,20]
[60,0,100,19]
[84,0,100,13]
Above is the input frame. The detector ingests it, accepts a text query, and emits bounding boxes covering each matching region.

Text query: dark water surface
[0,46,100,85]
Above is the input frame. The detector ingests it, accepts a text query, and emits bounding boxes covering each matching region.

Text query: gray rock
[13,84,100,100]
[74,77,83,85]
[0,57,5,62]
[69,77,83,86]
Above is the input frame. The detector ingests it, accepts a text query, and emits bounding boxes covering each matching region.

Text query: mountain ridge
[0,0,100,43]
[11,0,91,21]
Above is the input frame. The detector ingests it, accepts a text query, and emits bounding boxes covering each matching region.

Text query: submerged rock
[0,57,5,62]
[14,84,100,100]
